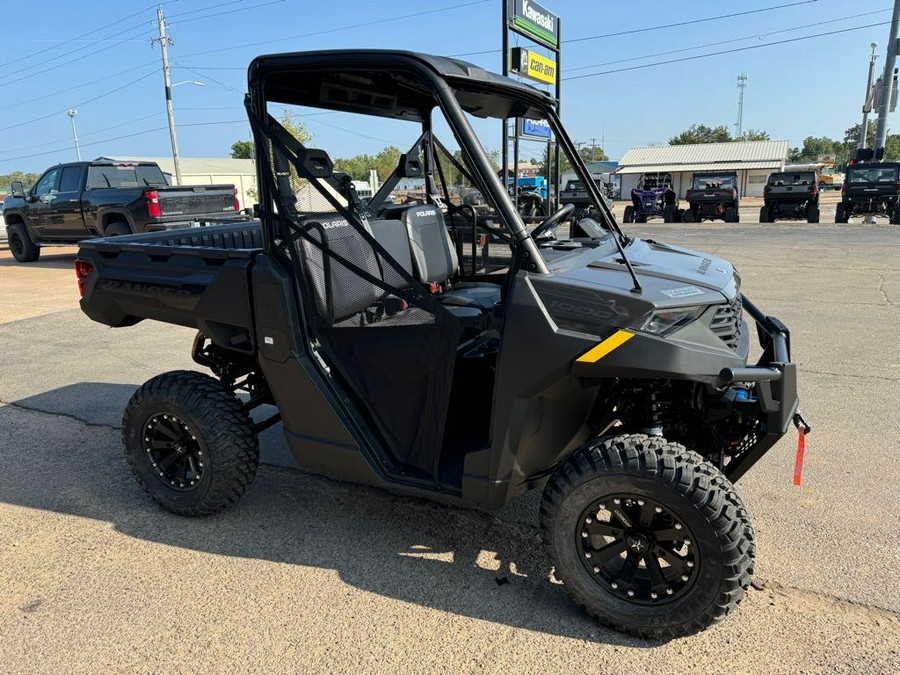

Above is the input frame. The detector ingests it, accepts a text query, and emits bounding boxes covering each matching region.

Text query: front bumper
[720,294,801,481]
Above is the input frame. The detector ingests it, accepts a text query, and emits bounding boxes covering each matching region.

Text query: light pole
[859,42,879,151]
[66,108,81,161]
[875,0,900,157]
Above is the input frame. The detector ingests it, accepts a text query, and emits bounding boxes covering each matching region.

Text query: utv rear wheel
[806,203,820,223]
[891,209,900,225]
[540,434,754,639]
[663,204,676,223]
[622,206,634,223]
[123,370,259,516]
[680,209,694,223]
[835,203,849,223]
[7,223,40,262]
[724,207,738,223]
[758,206,770,223]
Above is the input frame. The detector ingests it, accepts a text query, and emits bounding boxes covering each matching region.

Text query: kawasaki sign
[508,0,559,49]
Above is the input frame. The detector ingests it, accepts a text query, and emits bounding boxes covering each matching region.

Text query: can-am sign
[510,47,557,85]
[508,0,558,49]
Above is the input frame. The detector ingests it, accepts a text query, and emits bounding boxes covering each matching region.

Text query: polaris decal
[661,286,705,298]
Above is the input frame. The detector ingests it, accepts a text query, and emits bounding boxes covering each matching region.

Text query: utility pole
[875,0,900,157]
[590,137,596,162]
[859,43,879,151]
[66,108,81,161]
[153,5,182,185]
[735,73,748,138]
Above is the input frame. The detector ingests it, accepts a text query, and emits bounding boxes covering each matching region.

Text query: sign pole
[501,1,509,195]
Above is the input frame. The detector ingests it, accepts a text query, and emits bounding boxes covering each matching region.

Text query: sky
[0,0,894,176]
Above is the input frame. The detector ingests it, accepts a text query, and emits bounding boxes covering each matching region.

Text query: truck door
[26,168,61,238]
[44,165,87,239]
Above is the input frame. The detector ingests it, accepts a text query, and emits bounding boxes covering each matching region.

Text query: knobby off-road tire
[123,370,259,516]
[835,203,849,223]
[724,207,739,223]
[7,223,40,262]
[759,206,770,223]
[807,203,820,224]
[680,208,694,223]
[622,205,634,223]
[663,204,676,223]
[540,434,755,639]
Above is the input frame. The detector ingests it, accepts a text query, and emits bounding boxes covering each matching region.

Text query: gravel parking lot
[1,217,899,674]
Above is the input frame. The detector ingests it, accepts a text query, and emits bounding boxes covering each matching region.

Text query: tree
[230,140,253,159]
[843,121,876,151]
[0,171,40,191]
[669,123,732,145]
[578,145,609,162]
[738,129,770,141]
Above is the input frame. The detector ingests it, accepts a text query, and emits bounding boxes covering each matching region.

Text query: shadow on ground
[2,384,650,647]
[0,245,78,269]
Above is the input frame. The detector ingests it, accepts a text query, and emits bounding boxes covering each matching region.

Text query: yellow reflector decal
[576,330,635,363]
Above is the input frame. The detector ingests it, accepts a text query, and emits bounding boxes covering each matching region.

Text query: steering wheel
[530,203,575,241]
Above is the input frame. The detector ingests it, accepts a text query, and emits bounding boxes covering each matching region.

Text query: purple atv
[623,173,681,223]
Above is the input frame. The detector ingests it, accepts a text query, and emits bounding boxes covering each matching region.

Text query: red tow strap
[793,427,807,486]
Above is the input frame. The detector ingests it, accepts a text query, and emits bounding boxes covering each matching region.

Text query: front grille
[711,297,742,350]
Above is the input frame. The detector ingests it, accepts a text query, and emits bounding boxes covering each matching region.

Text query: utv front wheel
[622,205,634,223]
[123,370,259,516]
[540,434,754,639]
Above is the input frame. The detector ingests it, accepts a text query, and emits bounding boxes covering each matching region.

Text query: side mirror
[10,181,25,198]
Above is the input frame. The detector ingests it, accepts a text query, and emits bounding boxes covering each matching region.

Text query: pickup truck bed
[77,222,264,351]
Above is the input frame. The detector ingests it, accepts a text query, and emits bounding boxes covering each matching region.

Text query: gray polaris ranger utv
[76,50,806,639]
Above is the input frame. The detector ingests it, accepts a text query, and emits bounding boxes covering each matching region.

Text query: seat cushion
[401,206,459,284]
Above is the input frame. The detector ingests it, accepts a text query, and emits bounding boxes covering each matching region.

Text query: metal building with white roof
[614,140,789,198]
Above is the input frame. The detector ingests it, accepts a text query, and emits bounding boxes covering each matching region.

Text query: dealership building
[613,140,789,198]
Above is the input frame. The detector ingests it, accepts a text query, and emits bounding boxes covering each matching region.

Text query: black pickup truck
[4,160,244,262]
[835,162,900,223]
[759,170,819,223]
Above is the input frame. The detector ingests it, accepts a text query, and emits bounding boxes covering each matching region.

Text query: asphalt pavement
[1,218,899,674]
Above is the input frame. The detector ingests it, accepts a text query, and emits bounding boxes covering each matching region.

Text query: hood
[549,237,739,309]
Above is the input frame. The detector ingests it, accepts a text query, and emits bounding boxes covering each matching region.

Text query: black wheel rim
[143,413,206,491]
[576,494,699,605]
[9,232,23,256]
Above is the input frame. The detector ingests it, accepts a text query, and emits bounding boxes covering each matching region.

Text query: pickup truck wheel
[806,204,820,224]
[7,223,40,262]
[106,222,132,237]
[541,434,754,639]
[122,370,259,517]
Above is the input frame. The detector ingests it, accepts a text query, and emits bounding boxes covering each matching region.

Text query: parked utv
[76,50,805,639]
[623,172,679,223]
[759,171,819,223]
[835,162,900,223]
[682,172,740,223]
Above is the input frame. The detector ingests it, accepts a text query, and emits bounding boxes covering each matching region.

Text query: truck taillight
[233,187,240,212]
[74,259,93,298]
[811,182,818,194]
[145,190,160,218]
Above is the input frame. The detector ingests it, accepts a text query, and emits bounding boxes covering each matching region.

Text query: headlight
[638,306,706,335]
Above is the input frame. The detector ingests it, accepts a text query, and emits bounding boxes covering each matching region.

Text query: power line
[566,8,891,73]
[0,112,166,156]
[451,0,820,57]
[6,1,176,67]
[0,68,157,132]
[178,0,490,59]
[1,119,246,164]
[167,0,247,19]
[171,0,285,25]
[565,20,891,80]
[0,61,157,112]
[0,23,155,87]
